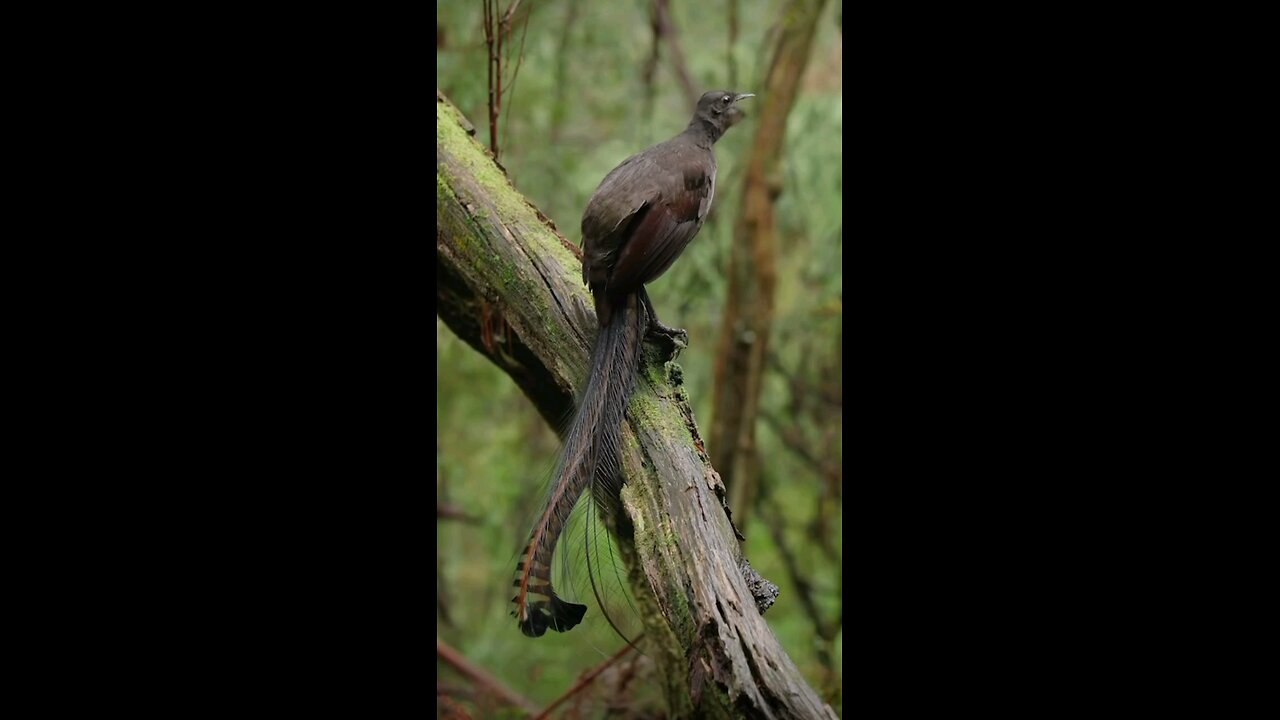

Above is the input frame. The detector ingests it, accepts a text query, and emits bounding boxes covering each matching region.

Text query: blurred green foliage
[438,0,841,715]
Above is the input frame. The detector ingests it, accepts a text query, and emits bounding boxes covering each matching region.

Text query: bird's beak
[735,93,756,102]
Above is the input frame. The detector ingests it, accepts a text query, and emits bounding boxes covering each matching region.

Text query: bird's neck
[683,117,723,148]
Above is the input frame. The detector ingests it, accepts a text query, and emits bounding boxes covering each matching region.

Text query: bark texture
[436,91,835,720]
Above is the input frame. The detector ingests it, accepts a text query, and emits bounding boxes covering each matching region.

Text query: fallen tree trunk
[436,90,836,720]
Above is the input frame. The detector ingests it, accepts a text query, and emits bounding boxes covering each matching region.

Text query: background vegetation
[438,0,842,715]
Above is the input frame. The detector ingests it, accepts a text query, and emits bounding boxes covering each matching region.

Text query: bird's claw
[647,322,689,359]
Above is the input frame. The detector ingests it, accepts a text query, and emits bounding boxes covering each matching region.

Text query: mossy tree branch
[436,90,836,720]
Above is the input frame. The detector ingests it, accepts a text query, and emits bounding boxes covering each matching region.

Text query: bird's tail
[512,293,645,637]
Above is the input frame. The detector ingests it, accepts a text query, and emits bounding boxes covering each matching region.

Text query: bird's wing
[605,161,712,297]
[581,155,643,244]
[581,154,663,290]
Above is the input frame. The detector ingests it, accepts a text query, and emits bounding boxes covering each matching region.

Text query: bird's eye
[722,95,731,104]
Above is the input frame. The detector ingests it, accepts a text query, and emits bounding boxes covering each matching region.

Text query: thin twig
[483,0,530,160]
[437,475,455,626]
[548,0,579,144]
[493,0,503,159]
[547,0,580,216]
[500,0,525,25]
[437,692,474,720]
[641,0,661,129]
[767,350,842,412]
[727,0,739,88]
[652,0,700,106]
[437,683,475,700]
[437,583,453,627]
[756,494,838,673]
[482,0,499,156]
[531,640,640,720]
[436,637,540,715]
[499,0,532,157]
[760,411,828,478]
[437,502,481,523]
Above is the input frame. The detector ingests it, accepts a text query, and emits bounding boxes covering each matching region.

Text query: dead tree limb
[531,641,637,720]
[727,0,740,88]
[437,91,836,720]
[437,637,540,715]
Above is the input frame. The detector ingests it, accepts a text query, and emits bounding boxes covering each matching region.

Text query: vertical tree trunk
[709,0,828,531]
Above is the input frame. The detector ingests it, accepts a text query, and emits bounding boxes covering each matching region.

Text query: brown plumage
[513,90,754,638]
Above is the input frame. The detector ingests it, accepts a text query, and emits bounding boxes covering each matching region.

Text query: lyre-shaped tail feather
[511,540,588,636]
[517,594,588,637]
[510,293,645,637]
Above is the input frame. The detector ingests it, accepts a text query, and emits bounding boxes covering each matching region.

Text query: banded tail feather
[513,593,588,638]
[511,294,645,637]
[512,478,592,637]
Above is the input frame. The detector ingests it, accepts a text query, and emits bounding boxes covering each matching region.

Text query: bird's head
[695,90,755,131]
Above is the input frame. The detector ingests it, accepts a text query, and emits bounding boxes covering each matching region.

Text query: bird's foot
[647,321,689,360]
